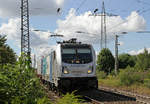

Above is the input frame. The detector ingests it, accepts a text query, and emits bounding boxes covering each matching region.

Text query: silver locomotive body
[37,39,98,90]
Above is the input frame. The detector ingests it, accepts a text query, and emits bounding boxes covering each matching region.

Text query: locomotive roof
[61,43,91,49]
[57,38,91,47]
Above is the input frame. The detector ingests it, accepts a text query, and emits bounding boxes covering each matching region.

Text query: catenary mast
[21,0,30,57]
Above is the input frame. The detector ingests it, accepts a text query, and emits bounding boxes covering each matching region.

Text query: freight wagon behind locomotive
[37,38,98,91]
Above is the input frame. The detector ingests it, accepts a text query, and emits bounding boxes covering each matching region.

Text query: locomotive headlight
[62,67,69,74]
[88,66,93,74]
[64,69,69,74]
[88,69,92,74]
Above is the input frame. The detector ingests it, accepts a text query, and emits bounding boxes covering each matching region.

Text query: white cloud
[56,8,146,44]
[0,18,20,40]
[128,51,137,55]
[0,18,50,51]
[0,18,61,56]
[55,0,65,6]
[119,41,124,46]
[128,48,150,55]
[0,0,65,18]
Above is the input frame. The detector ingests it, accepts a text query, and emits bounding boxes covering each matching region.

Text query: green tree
[135,48,150,70]
[0,35,7,46]
[119,53,136,69]
[97,48,115,74]
[0,35,16,66]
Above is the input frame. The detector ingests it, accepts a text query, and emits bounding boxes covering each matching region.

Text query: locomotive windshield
[62,45,93,64]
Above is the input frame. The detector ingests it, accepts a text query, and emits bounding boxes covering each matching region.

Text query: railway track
[42,83,60,102]
[99,86,150,104]
[42,81,150,104]
[77,88,138,104]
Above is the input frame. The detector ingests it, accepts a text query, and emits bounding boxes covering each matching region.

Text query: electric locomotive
[37,38,98,91]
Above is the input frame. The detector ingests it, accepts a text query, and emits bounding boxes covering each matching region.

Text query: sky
[0,0,150,57]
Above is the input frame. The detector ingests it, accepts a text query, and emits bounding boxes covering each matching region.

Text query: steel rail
[99,86,150,104]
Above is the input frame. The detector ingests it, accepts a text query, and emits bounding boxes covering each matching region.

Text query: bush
[109,69,116,76]
[57,92,82,104]
[37,97,51,104]
[119,67,143,86]
[119,54,136,69]
[96,70,107,79]
[145,71,150,79]
[135,48,150,71]
[0,56,49,104]
[144,79,150,88]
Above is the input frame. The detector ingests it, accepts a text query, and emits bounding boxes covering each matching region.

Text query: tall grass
[96,70,107,79]
[57,92,82,104]
[118,67,150,86]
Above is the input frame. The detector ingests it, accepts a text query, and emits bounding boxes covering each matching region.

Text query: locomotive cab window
[62,45,93,64]
[62,49,76,54]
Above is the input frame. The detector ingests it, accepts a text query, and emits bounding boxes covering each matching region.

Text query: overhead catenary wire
[32,0,150,40]
[57,6,150,41]
[75,0,147,34]
[136,0,150,6]
[76,7,150,41]
[44,0,89,38]
[76,0,88,15]
[66,5,150,36]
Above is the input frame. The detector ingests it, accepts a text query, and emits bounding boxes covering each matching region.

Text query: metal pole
[103,1,107,48]
[21,0,31,67]
[21,0,30,55]
[115,35,119,75]
[101,6,103,50]
[101,1,107,50]
[89,1,117,50]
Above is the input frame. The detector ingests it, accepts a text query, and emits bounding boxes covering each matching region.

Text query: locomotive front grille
[71,70,84,74]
